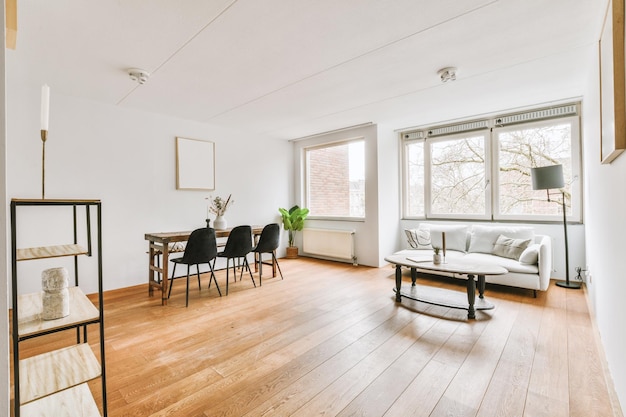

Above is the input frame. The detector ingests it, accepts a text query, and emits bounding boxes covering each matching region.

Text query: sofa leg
[533,290,537,298]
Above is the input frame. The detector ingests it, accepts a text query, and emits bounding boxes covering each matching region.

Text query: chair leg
[168,263,178,299]
[185,265,190,307]
[273,253,284,279]
[196,264,201,291]
[208,261,221,296]
[243,257,256,287]
[258,253,262,287]
[226,258,230,295]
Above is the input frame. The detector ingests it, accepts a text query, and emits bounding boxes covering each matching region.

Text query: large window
[402,104,581,222]
[305,139,365,218]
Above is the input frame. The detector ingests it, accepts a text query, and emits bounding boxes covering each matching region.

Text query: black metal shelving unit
[10,199,107,417]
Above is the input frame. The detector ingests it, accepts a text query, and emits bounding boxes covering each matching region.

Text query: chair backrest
[181,227,217,264]
[221,225,253,257]
[254,223,280,253]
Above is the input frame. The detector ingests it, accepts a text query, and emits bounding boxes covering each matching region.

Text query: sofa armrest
[536,235,552,291]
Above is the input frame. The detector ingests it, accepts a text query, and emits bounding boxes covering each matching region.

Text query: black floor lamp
[531,164,581,289]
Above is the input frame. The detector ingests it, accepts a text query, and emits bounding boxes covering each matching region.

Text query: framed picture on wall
[176,137,215,190]
[599,0,626,164]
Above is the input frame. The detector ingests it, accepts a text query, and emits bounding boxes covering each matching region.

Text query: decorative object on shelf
[207,194,233,230]
[531,164,580,289]
[279,205,309,258]
[205,218,211,228]
[40,84,50,199]
[41,267,70,320]
[599,0,626,164]
[433,247,442,265]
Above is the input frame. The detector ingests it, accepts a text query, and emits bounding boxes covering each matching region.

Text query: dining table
[145,226,265,305]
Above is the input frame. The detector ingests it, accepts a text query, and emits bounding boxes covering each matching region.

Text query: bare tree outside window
[430,135,486,215]
[405,141,425,216]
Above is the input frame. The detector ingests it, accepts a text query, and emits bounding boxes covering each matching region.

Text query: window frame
[425,129,492,221]
[400,104,583,223]
[492,115,582,222]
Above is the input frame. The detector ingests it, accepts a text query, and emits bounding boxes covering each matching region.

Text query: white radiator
[302,228,356,265]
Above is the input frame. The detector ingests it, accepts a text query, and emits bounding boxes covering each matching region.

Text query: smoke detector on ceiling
[437,67,457,83]
[128,68,150,85]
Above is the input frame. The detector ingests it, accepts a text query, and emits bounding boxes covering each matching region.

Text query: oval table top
[384,254,508,276]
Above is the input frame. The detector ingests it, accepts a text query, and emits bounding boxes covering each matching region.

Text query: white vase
[214,215,227,230]
[433,254,442,265]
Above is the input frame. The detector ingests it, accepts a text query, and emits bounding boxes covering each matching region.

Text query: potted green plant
[279,205,310,258]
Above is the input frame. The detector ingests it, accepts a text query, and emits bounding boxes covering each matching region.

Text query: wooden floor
[13,257,624,417]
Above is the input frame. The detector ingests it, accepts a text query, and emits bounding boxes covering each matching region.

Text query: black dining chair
[217,225,255,295]
[168,227,221,306]
[251,223,283,285]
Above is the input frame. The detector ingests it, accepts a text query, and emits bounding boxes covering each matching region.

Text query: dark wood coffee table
[384,254,508,319]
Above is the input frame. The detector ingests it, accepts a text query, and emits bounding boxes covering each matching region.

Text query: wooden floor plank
[9,258,622,417]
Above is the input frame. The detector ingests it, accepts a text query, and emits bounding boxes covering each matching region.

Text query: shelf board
[19,344,101,405]
[20,383,101,417]
[18,287,100,338]
[17,244,89,261]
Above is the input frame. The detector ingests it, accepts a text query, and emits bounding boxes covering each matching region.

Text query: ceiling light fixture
[437,67,457,83]
[128,68,150,85]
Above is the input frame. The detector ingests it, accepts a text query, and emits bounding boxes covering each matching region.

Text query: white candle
[41,84,50,131]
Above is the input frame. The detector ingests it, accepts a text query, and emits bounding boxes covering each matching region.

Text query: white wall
[6,85,292,297]
[376,124,400,265]
[582,42,626,408]
[1,2,10,413]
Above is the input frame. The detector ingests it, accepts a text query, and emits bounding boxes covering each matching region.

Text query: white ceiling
[8,0,607,140]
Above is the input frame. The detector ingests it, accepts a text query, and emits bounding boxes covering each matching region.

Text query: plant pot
[433,254,442,265]
[286,246,299,259]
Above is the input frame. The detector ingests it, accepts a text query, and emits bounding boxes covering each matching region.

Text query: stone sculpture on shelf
[41,266,70,320]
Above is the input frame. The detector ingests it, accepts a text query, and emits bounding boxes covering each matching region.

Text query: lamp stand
[41,129,47,200]
[555,190,581,289]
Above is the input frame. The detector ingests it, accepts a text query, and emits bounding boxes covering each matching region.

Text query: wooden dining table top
[145,226,265,243]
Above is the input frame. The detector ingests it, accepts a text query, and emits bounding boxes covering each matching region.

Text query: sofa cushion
[492,235,532,260]
[519,243,540,265]
[416,223,469,252]
[468,225,534,254]
[404,228,432,249]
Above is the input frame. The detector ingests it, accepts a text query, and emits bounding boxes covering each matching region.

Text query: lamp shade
[531,165,565,190]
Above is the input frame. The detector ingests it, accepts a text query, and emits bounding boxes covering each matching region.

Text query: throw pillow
[492,234,532,260]
[405,228,432,249]
[519,243,540,264]
[468,225,534,254]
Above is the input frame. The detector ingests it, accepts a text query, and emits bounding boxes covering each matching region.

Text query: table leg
[478,274,486,299]
[466,274,476,319]
[395,264,402,302]
[148,243,155,297]
[411,267,417,286]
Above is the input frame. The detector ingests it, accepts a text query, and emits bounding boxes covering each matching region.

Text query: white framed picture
[176,137,215,190]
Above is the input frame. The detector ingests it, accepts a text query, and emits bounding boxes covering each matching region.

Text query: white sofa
[396,223,552,295]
